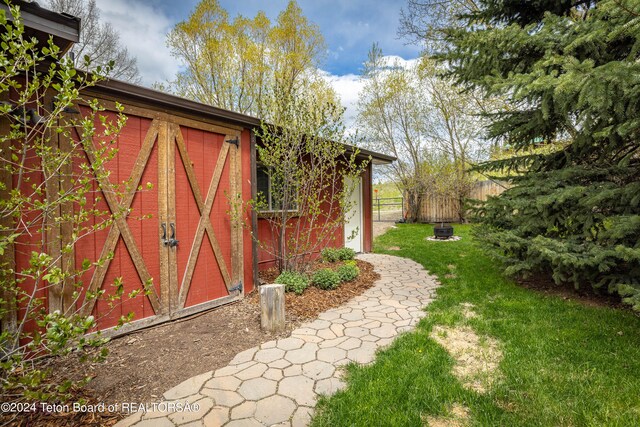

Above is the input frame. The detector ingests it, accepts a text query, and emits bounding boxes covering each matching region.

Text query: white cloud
[95,0,181,86]
[379,55,421,69]
[322,55,419,133]
[321,71,364,131]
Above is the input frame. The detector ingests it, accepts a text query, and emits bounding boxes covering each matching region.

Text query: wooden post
[58,124,75,315]
[260,284,285,333]
[158,120,170,315]
[230,132,243,291]
[250,131,258,291]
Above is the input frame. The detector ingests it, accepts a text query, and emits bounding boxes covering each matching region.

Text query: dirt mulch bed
[256,259,379,319]
[1,394,122,427]
[3,259,379,427]
[516,273,626,310]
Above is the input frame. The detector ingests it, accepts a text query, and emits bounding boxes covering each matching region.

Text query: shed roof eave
[88,76,396,164]
[350,146,396,165]
[1,1,80,44]
[89,77,262,129]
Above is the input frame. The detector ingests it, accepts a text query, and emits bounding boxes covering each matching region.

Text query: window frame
[256,163,299,215]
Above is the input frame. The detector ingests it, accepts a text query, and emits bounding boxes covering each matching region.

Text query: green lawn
[371,181,402,199]
[311,224,640,426]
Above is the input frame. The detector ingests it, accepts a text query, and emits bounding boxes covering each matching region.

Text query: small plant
[337,263,360,282]
[337,247,356,261]
[275,271,309,295]
[321,247,356,262]
[321,247,340,263]
[0,4,131,405]
[312,268,341,290]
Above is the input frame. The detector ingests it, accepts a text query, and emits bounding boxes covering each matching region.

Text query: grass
[372,182,402,212]
[311,224,640,426]
[372,181,402,199]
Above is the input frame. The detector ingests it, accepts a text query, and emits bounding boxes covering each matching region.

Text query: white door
[344,176,363,252]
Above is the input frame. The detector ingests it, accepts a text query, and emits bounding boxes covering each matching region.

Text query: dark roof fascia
[88,77,396,164]
[89,77,262,129]
[346,146,396,165]
[2,1,80,43]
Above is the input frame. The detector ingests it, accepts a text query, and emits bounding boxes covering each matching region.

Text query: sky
[93,0,423,126]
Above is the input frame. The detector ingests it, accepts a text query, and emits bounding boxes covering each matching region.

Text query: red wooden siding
[256,216,344,270]
[256,160,374,271]
[13,145,46,340]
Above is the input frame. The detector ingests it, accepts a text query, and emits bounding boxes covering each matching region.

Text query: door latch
[168,222,179,247]
[161,222,179,247]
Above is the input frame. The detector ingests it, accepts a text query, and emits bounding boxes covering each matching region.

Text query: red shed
[0,2,394,337]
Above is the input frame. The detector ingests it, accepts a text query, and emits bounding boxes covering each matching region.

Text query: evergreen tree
[438,0,640,309]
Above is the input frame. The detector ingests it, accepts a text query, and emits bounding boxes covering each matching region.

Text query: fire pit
[433,223,454,239]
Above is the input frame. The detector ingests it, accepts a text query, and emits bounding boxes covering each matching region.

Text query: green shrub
[337,247,356,261]
[312,268,341,290]
[337,264,360,282]
[275,271,309,295]
[321,247,356,262]
[321,247,340,263]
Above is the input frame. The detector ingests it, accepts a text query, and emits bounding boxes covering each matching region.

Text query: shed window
[256,165,297,212]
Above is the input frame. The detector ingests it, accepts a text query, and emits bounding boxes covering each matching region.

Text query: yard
[3,258,379,426]
[1,1,639,426]
[311,224,640,426]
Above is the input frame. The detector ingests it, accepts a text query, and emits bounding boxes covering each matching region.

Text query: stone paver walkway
[116,254,438,427]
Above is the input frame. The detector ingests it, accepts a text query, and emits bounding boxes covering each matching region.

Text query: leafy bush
[337,247,356,261]
[275,271,309,295]
[321,247,340,263]
[321,247,356,262]
[337,263,360,282]
[312,268,341,290]
[0,4,128,404]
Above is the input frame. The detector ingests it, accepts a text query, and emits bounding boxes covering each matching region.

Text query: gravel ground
[373,209,403,239]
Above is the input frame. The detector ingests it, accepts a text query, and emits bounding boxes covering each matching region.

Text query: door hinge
[226,136,239,148]
[229,281,243,293]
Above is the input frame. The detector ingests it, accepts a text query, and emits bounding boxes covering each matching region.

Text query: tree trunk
[405,190,422,223]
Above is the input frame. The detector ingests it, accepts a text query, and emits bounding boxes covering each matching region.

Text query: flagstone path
[115,254,439,427]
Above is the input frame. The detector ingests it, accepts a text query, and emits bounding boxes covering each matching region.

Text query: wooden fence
[410,180,509,223]
[471,179,509,201]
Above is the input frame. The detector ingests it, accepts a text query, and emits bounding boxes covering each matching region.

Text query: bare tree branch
[48,0,141,83]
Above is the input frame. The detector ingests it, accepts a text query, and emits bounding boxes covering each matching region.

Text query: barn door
[163,122,243,316]
[78,118,164,322]
[79,115,243,331]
